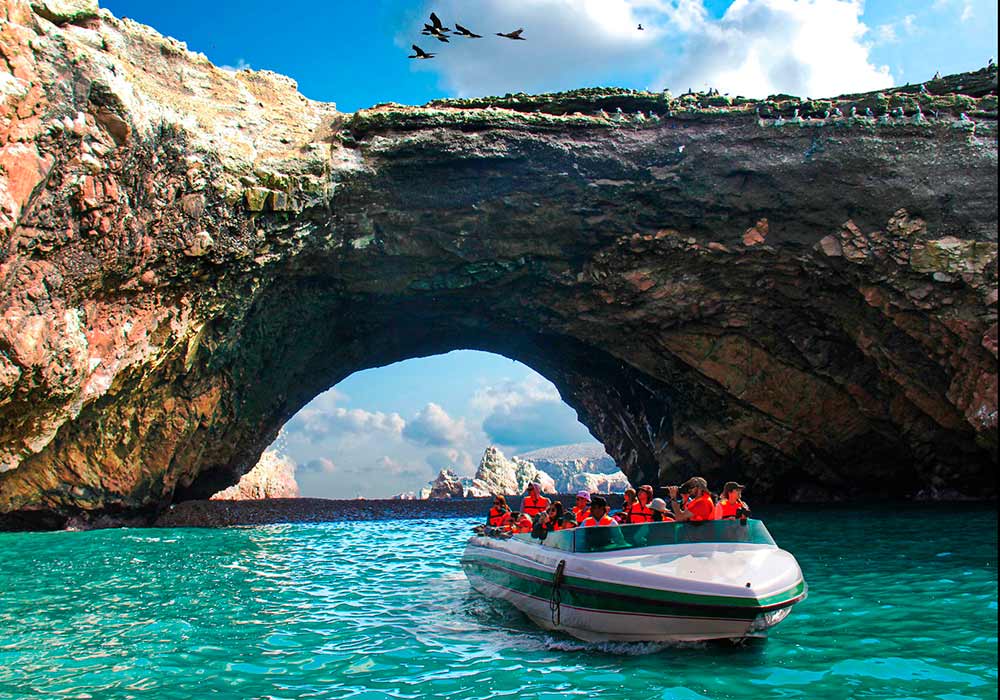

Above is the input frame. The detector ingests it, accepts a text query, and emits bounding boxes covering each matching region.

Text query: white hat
[650,498,668,513]
[576,491,591,501]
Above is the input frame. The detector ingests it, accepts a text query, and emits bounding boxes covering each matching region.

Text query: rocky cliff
[465,446,556,497]
[1,0,997,528]
[209,449,298,500]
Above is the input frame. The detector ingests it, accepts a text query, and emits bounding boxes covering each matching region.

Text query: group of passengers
[486,477,749,536]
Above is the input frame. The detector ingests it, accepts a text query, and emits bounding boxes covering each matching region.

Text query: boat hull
[461,534,805,643]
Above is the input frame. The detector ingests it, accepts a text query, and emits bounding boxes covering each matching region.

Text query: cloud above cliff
[402,403,469,447]
[473,374,595,453]
[410,0,893,99]
[285,389,405,442]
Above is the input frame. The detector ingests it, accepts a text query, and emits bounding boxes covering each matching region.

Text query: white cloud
[658,0,893,98]
[875,13,918,45]
[411,0,892,103]
[402,403,468,447]
[299,457,338,474]
[286,388,405,442]
[471,372,561,413]
[219,58,252,72]
[426,448,476,474]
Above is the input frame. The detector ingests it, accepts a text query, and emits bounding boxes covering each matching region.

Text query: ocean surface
[1,505,996,700]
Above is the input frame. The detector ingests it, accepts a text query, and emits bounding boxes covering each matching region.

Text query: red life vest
[582,514,617,527]
[488,507,510,527]
[628,501,653,524]
[572,505,590,523]
[687,492,716,521]
[522,494,550,516]
[719,498,747,519]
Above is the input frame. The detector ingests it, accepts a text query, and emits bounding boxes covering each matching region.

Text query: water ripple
[0,507,995,699]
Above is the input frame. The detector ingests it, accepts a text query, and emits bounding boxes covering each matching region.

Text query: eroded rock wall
[0,0,996,527]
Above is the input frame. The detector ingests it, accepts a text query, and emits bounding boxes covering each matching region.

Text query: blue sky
[101,1,997,497]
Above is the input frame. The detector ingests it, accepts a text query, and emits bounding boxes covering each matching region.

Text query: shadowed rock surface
[0,0,997,529]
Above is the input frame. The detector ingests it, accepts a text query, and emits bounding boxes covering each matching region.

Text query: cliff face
[1,0,997,528]
[466,446,556,497]
[209,450,298,500]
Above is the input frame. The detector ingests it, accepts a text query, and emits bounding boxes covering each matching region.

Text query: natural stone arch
[0,1,997,527]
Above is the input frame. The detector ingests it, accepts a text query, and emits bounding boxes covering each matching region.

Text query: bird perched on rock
[850,106,857,117]
[497,28,526,40]
[865,107,874,117]
[409,45,436,59]
[989,57,995,70]
[891,106,904,118]
[453,23,482,38]
[960,112,972,122]
[913,104,925,123]
[833,107,843,117]
[919,83,928,94]
[933,70,941,80]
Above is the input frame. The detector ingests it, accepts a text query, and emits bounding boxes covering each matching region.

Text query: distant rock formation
[465,446,557,496]
[210,451,299,500]
[516,443,622,489]
[0,0,995,529]
[427,469,466,499]
[568,471,631,494]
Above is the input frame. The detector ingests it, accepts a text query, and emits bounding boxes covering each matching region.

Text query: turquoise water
[1,506,996,699]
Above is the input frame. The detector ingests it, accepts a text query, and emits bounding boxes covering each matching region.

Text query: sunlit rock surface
[464,446,557,497]
[0,0,997,527]
[209,450,298,500]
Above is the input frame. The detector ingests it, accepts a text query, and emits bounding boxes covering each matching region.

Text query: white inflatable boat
[461,519,806,642]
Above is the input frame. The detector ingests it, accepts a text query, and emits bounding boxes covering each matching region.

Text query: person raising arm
[668,477,716,522]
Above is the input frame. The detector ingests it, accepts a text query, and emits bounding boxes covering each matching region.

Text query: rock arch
[0,1,996,526]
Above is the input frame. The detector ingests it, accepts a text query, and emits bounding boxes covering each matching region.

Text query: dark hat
[722,481,745,493]
[590,495,608,508]
[682,476,708,491]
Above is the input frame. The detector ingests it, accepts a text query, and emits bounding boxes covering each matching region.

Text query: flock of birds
[409,12,648,59]
[409,12,526,59]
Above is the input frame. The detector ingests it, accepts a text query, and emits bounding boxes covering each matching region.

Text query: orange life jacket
[572,505,590,523]
[687,492,716,521]
[718,498,747,519]
[628,501,653,524]
[488,506,510,527]
[522,494,550,517]
[582,514,617,527]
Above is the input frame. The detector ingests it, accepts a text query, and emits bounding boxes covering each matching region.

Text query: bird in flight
[637,23,644,30]
[496,28,526,40]
[409,44,436,59]
[454,23,482,38]
[429,12,450,33]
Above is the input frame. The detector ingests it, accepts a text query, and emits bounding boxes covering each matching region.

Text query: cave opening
[265,349,604,499]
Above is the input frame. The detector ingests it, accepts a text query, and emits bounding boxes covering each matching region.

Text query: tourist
[582,496,618,527]
[522,481,550,517]
[717,482,750,520]
[558,512,579,530]
[532,502,566,540]
[668,477,716,521]
[572,491,591,523]
[649,497,673,522]
[628,485,655,523]
[506,510,532,534]
[487,495,510,528]
[616,487,637,523]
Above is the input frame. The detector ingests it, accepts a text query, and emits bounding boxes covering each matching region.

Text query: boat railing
[520,518,778,553]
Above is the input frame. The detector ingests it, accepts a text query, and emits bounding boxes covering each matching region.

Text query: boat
[460,518,806,642]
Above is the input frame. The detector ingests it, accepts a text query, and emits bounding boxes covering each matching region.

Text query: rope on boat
[549,560,566,627]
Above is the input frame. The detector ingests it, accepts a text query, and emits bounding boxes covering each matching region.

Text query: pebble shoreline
[152,495,630,528]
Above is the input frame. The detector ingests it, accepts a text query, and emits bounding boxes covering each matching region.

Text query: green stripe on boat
[462,552,805,611]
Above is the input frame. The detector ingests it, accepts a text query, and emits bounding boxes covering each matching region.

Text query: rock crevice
[0,0,996,527]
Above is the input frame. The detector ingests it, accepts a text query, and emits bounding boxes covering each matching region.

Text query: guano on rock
[0,0,997,528]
